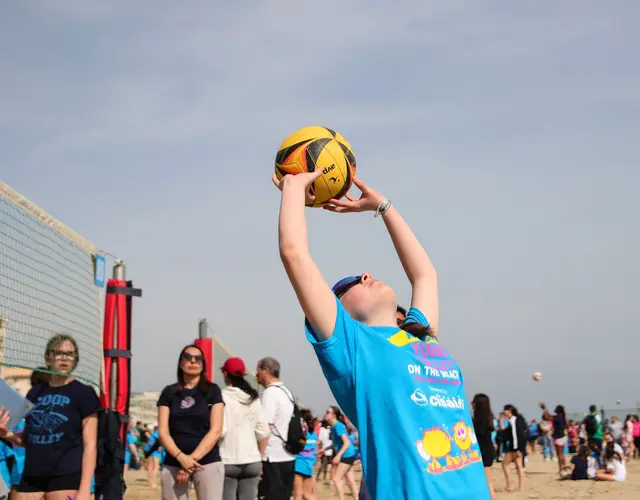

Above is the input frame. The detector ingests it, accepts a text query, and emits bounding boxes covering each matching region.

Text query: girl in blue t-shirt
[0,335,100,499]
[326,406,358,500]
[144,427,163,488]
[294,409,320,500]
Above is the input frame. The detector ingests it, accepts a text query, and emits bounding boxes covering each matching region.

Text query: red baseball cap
[222,357,246,377]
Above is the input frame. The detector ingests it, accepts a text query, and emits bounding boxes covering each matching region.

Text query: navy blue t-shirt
[24,380,100,476]
[157,384,224,467]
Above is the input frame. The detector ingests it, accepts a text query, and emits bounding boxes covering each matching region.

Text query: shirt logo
[180,396,195,409]
[410,389,429,406]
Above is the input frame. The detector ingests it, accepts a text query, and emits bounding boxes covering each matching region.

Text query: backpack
[584,414,598,437]
[270,385,306,455]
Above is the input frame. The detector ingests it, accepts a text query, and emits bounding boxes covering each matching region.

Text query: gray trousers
[161,462,225,500]
[223,462,262,500]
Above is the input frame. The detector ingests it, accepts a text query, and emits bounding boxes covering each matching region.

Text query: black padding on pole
[106,285,142,297]
[103,349,131,359]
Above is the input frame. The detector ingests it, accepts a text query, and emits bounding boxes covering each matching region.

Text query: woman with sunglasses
[0,334,99,500]
[157,345,225,499]
[272,171,489,499]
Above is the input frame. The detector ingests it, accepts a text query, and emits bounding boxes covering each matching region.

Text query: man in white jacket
[220,357,271,500]
[256,357,295,500]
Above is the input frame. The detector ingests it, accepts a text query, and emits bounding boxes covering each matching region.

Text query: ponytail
[227,373,259,402]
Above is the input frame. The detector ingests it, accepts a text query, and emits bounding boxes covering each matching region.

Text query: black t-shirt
[571,456,588,480]
[157,384,224,467]
[552,414,566,439]
[24,380,100,476]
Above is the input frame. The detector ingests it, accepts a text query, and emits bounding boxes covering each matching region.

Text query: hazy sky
[1,1,639,419]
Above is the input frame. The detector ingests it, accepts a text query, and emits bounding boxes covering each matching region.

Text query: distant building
[130,391,161,425]
[1,366,32,396]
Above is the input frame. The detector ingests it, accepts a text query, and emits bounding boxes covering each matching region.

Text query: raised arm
[327,177,439,334]
[381,206,439,334]
[274,171,337,340]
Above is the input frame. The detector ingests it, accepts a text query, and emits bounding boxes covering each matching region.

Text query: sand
[124,454,639,499]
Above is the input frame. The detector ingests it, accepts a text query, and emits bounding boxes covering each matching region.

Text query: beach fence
[0,181,105,388]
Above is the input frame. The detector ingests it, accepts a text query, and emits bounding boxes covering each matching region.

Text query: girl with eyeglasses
[0,334,100,500]
[157,344,225,499]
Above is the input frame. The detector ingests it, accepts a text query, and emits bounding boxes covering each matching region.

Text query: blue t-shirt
[529,424,538,438]
[0,439,13,488]
[144,429,162,459]
[124,429,136,465]
[331,421,356,459]
[24,380,100,477]
[10,419,26,485]
[305,299,490,499]
[295,430,318,477]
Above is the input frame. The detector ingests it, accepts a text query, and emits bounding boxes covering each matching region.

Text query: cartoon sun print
[419,427,451,474]
[467,426,482,463]
[452,422,472,464]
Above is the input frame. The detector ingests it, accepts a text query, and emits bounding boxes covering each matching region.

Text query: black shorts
[17,472,82,493]
[340,455,357,466]
[295,471,313,479]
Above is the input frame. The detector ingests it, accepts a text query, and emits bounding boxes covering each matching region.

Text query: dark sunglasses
[332,276,361,298]
[181,353,204,363]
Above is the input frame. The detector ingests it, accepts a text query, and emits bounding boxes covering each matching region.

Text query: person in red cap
[220,357,270,500]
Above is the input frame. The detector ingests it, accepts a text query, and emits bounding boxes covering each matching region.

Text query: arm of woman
[158,405,182,460]
[191,402,224,461]
[274,171,337,341]
[327,178,438,334]
[334,433,351,463]
[252,399,271,456]
[79,414,98,496]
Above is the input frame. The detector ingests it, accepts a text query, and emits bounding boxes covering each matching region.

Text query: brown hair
[401,321,435,340]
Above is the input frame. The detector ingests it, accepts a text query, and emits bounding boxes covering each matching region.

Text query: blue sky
[1,1,639,418]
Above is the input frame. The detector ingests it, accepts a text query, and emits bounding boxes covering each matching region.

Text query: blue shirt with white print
[305,298,490,500]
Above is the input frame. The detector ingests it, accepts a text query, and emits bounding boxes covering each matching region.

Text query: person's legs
[293,474,304,500]
[332,463,351,500]
[302,476,316,500]
[236,462,262,500]
[501,452,513,491]
[192,462,225,500]
[259,461,294,500]
[513,452,525,492]
[555,444,566,473]
[345,466,358,498]
[160,466,189,500]
[484,467,495,500]
[223,464,240,500]
[148,456,160,488]
[595,470,615,481]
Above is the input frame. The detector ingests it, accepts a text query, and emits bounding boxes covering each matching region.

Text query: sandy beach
[125,453,639,499]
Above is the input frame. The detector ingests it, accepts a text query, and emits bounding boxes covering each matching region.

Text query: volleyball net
[0,181,104,388]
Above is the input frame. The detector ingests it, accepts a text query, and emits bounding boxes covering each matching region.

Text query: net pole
[110,260,126,410]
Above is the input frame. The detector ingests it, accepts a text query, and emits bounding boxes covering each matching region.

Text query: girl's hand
[177,453,202,474]
[0,408,10,436]
[176,469,190,485]
[332,456,340,466]
[323,177,385,213]
[271,170,324,205]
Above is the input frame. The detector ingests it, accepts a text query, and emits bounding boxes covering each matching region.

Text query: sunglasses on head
[332,276,361,298]
[181,353,204,363]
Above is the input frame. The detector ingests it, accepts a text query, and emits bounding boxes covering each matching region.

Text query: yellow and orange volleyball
[274,126,356,207]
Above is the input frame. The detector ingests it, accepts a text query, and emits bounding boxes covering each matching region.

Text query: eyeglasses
[332,276,361,298]
[181,353,204,363]
[51,349,76,359]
